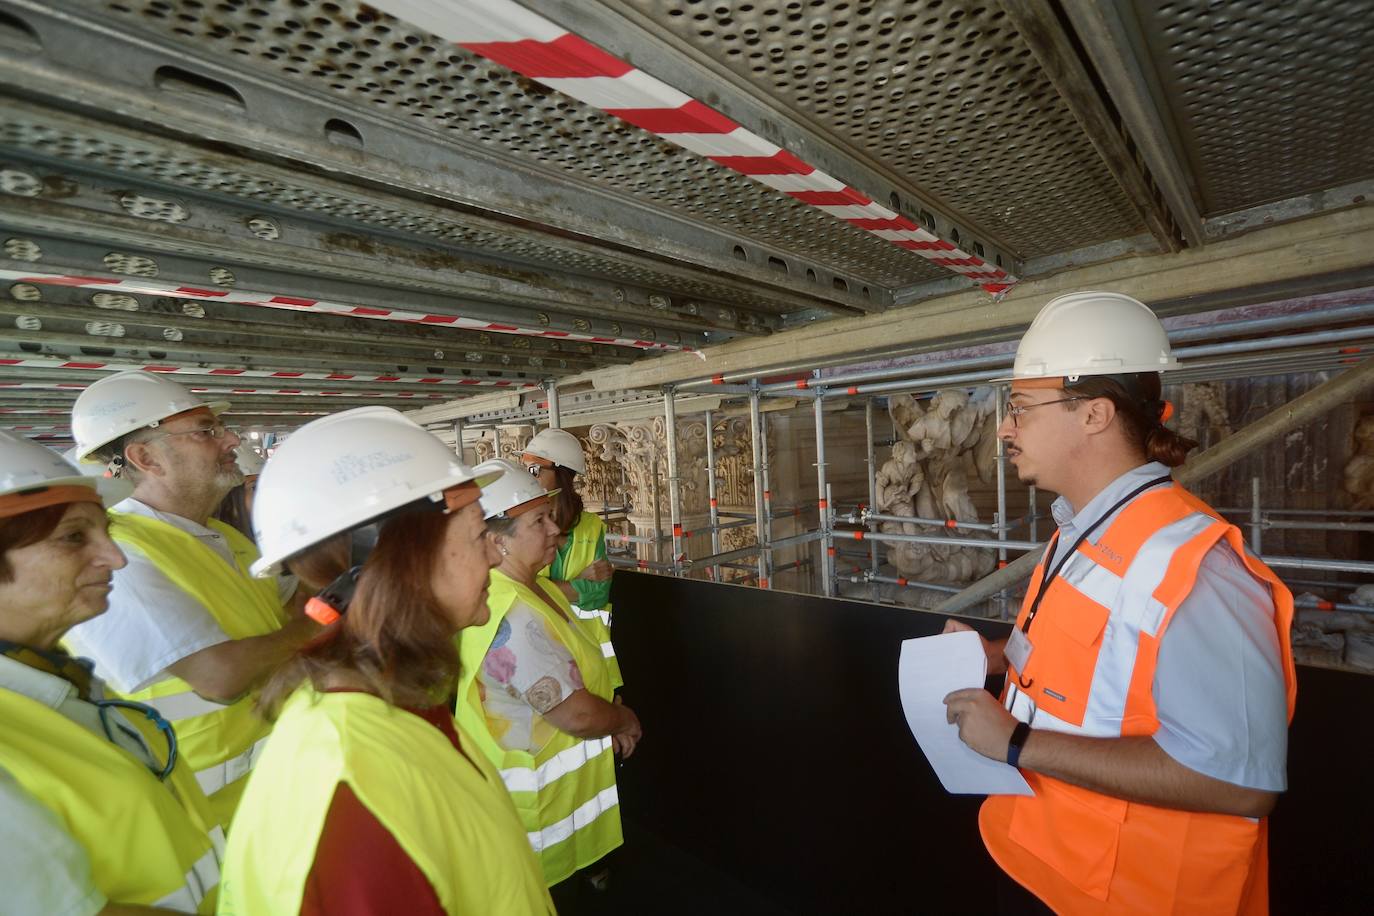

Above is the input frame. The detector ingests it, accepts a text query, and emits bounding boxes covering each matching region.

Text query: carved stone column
[588,415,711,563]
[470,426,532,464]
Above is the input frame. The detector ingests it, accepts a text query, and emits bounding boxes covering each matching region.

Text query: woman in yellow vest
[0,431,223,913]
[219,408,553,915]
[521,429,621,689]
[457,457,642,901]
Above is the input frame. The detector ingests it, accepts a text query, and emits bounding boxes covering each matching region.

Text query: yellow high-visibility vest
[457,570,623,886]
[0,686,223,912]
[106,512,285,826]
[547,511,621,689]
[220,688,554,915]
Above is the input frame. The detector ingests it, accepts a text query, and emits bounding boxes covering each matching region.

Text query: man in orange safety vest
[944,291,1296,915]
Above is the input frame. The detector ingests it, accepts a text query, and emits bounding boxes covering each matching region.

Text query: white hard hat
[250,407,502,577]
[71,370,229,461]
[0,432,132,507]
[235,448,266,478]
[476,458,559,520]
[522,427,587,475]
[1003,291,1180,383]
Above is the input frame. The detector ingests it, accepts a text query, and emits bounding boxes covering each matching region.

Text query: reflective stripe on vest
[528,785,620,853]
[500,736,614,794]
[571,603,612,626]
[220,689,554,915]
[156,826,225,911]
[194,736,270,797]
[0,688,224,913]
[105,512,284,824]
[456,571,623,886]
[983,483,1296,915]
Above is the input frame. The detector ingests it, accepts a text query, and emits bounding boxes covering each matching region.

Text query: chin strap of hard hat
[304,565,363,626]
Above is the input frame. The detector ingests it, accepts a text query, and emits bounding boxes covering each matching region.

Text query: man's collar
[1051,461,1172,532]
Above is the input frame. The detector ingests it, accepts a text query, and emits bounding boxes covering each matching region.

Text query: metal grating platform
[1132,0,1374,216]
[613,0,1148,257]
[87,0,948,288]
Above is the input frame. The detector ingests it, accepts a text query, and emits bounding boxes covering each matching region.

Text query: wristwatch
[1006,721,1032,769]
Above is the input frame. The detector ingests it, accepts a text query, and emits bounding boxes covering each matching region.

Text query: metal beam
[995,1,1182,253]
[0,294,632,373]
[0,168,771,339]
[0,200,709,352]
[0,7,878,315]
[1060,0,1205,247]
[582,206,1374,390]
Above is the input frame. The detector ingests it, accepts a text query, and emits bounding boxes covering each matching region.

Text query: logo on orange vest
[1043,687,1067,702]
[1094,542,1124,564]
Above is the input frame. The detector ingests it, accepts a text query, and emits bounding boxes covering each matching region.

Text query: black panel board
[606,571,1372,916]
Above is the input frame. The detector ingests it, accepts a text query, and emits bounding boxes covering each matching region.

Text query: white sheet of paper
[898,630,1033,796]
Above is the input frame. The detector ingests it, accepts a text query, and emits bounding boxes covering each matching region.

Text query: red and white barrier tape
[373,0,1016,295]
[0,355,535,388]
[0,269,686,352]
[0,380,450,399]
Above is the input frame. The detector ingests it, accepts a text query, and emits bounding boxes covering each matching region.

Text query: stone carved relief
[577,438,627,510]
[1343,414,1374,510]
[1174,381,1233,444]
[875,388,1000,585]
[470,429,526,464]
[587,416,710,516]
[712,416,758,510]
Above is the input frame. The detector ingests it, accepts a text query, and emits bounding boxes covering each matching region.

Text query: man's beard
[214,466,246,492]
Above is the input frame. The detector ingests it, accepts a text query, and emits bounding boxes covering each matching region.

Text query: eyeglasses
[95,698,178,782]
[143,421,229,444]
[1006,397,1087,427]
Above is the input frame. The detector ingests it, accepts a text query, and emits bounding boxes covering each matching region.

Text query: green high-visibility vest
[220,687,554,915]
[546,510,622,689]
[0,686,223,912]
[457,570,623,886]
[105,512,285,826]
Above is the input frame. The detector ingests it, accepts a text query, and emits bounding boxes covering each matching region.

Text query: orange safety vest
[980,483,1296,915]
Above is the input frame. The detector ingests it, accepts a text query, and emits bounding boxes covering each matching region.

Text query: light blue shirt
[1045,463,1288,791]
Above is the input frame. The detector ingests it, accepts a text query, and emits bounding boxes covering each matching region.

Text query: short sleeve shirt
[1045,463,1289,791]
[0,766,104,916]
[63,498,235,694]
[477,600,584,754]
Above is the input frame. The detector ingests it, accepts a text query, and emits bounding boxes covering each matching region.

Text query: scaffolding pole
[544,379,561,429]
[814,389,834,597]
[749,385,769,588]
[865,397,880,602]
[664,387,682,572]
[704,408,722,580]
[760,393,774,590]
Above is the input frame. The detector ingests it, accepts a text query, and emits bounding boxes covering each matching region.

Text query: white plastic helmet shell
[475,458,559,520]
[71,370,229,461]
[235,448,266,478]
[250,406,497,578]
[522,428,587,475]
[0,432,132,506]
[1008,291,1181,381]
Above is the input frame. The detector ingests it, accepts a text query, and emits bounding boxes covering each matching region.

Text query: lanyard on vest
[1019,475,1173,637]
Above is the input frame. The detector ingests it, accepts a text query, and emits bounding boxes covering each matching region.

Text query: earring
[499,545,510,557]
